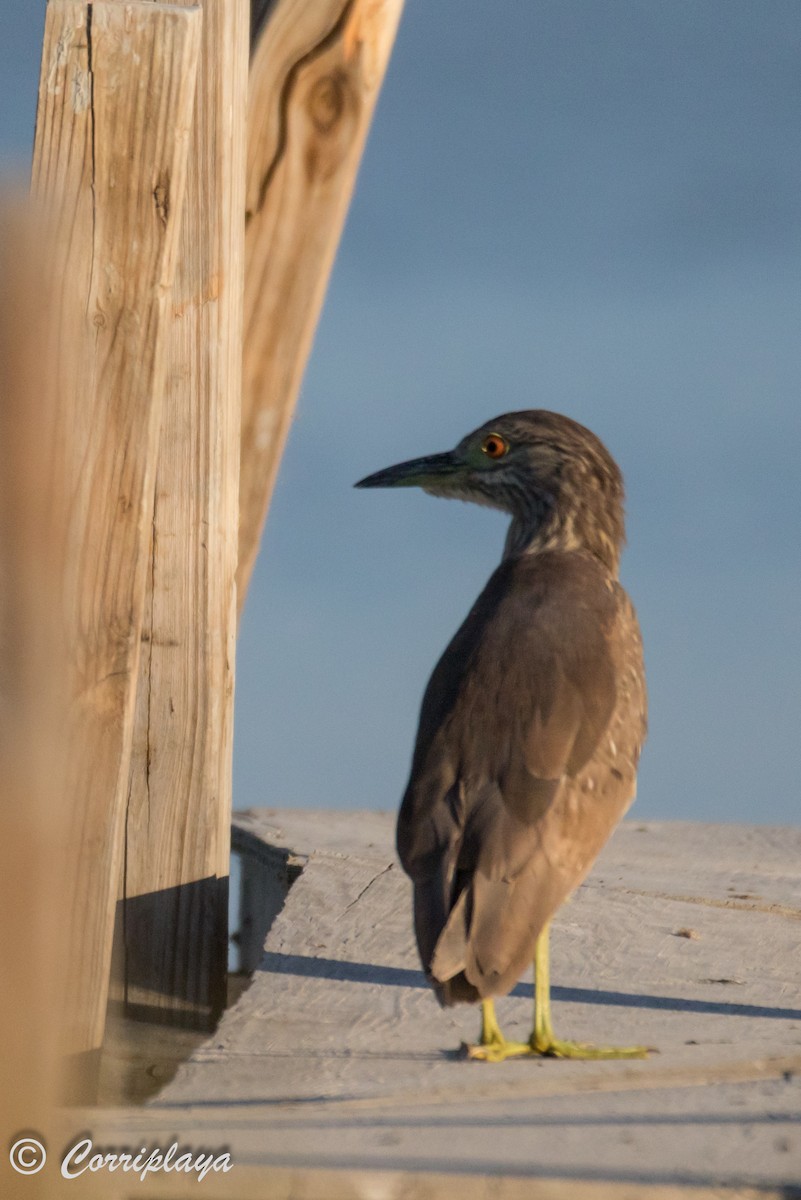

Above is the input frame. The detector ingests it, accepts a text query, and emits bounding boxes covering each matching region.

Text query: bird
[355,410,648,1061]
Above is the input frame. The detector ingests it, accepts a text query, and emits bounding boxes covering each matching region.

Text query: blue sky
[4,3,800,824]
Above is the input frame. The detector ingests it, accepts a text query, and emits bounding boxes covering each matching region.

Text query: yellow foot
[531,1033,650,1060]
[466,997,651,1062]
[467,1000,536,1061]
[464,1036,534,1063]
[463,1034,650,1062]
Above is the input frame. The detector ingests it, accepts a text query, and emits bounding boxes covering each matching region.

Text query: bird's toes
[538,1036,651,1060]
[461,1038,533,1063]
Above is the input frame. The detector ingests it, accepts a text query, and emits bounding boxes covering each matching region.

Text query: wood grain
[237,0,404,610]
[122,0,248,1028]
[30,0,201,1061]
[79,815,801,1194]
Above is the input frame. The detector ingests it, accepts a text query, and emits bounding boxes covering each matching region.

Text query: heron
[355,410,648,1061]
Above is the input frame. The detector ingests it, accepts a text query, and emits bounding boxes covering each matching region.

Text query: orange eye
[481,433,509,460]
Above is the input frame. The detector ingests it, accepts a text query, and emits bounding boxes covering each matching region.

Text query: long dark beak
[354,450,462,490]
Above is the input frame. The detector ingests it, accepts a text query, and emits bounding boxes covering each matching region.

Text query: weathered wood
[237,0,404,610]
[29,1156,798,1200]
[30,0,201,1062]
[0,199,68,1199]
[231,822,299,973]
[122,0,248,1028]
[88,813,801,1193]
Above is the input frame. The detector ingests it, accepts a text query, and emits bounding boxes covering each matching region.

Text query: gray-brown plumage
[356,410,646,1023]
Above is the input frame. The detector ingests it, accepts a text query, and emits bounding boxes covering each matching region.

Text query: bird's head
[355,410,625,571]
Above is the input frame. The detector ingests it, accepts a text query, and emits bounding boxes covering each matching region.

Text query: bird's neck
[503,494,622,575]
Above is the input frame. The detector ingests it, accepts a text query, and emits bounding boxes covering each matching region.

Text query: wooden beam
[122,0,248,1028]
[32,1160,782,1200]
[237,0,404,611]
[0,198,68,1198]
[30,0,201,1066]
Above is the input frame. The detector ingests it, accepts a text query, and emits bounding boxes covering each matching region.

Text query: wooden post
[30,0,201,1069]
[121,0,248,1028]
[0,198,67,1199]
[237,0,404,611]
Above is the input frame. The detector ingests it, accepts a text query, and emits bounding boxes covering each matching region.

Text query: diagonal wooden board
[95,813,801,1190]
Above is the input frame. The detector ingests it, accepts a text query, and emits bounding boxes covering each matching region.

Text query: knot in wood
[152,175,170,227]
[307,70,348,135]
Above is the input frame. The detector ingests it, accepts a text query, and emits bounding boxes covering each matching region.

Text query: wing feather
[397,550,644,1005]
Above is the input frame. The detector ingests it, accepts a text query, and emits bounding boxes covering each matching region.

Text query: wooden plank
[40,1156,790,1200]
[30,0,201,1066]
[142,814,801,1188]
[0,198,68,1200]
[237,0,404,610]
[122,0,248,1028]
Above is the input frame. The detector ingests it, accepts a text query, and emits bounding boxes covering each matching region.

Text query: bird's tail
[425,867,570,1005]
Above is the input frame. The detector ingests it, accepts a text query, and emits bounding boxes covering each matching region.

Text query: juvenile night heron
[356,410,648,1061]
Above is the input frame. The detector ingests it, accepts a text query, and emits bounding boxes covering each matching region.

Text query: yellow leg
[480,997,504,1045]
[530,921,649,1059]
[465,922,649,1062]
[465,999,532,1061]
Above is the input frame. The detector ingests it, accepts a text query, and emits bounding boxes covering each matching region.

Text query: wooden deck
[86,810,801,1197]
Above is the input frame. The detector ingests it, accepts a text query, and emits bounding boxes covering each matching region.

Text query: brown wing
[396,550,646,1005]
